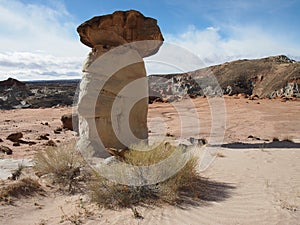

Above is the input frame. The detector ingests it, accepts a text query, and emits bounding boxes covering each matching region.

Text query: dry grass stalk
[0,177,43,203]
[33,140,85,192]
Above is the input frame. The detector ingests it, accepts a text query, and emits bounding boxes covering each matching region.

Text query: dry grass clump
[88,141,200,209]
[0,177,43,203]
[158,156,199,203]
[88,171,159,209]
[32,140,203,208]
[123,141,181,165]
[33,140,86,192]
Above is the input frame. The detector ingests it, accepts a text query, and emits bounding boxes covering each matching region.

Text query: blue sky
[0,0,299,80]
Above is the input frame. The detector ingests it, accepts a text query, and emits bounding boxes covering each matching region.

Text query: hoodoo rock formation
[76,10,163,158]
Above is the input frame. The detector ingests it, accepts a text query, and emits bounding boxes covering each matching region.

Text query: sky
[0,0,299,80]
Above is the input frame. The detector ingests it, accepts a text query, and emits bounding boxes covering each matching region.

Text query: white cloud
[0,0,299,80]
[0,0,88,80]
[0,52,83,81]
[161,24,300,70]
[0,0,88,56]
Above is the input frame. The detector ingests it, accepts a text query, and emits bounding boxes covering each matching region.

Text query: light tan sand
[0,107,75,159]
[0,97,299,224]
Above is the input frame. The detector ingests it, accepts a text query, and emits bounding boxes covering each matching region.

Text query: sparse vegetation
[0,177,43,203]
[32,140,208,209]
[33,140,85,192]
[9,163,25,180]
[88,141,201,209]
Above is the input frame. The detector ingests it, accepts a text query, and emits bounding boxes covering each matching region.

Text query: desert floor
[0,97,300,225]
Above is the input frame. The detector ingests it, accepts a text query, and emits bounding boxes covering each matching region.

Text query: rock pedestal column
[76,10,163,158]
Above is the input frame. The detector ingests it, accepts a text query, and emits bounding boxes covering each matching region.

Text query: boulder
[61,113,79,132]
[77,10,163,57]
[76,10,163,158]
[7,132,23,142]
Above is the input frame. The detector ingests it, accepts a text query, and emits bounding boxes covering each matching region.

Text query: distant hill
[0,77,26,88]
[149,55,300,101]
[1,55,299,109]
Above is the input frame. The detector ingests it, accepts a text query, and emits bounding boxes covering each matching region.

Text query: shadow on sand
[175,177,236,208]
[219,140,300,149]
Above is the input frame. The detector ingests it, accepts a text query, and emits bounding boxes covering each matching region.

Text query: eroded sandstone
[76,10,163,158]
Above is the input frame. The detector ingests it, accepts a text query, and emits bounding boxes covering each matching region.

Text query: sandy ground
[0,97,300,224]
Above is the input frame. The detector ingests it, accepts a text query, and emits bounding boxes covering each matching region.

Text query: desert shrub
[33,140,85,192]
[0,177,43,202]
[88,171,159,209]
[88,141,200,209]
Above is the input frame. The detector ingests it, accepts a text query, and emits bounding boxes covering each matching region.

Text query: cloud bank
[146,24,300,75]
[0,0,299,80]
[0,0,88,81]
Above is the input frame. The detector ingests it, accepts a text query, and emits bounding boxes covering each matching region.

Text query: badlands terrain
[0,54,299,224]
[0,96,299,225]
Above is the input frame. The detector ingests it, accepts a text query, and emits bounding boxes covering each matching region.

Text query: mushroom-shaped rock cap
[77,10,164,57]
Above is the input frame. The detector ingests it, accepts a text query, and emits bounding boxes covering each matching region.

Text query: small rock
[44,140,57,147]
[248,135,260,140]
[189,137,195,144]
[37,134,50,140]
[166,132,174,137]
[0,145,13,155]
[61,113,78,132]
[248,94,259,100]
[13,142,20,147]
[7,132,23,142]
[19,140,37,145]
[273,137,280,142]
[238,93,248,98]
[197,138,208,145]
[0,138,3,142]
[54,127,62,134]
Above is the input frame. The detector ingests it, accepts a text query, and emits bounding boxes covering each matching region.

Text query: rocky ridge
[0,79,78,110]
[0,55,299,109]
[149,55,300,102]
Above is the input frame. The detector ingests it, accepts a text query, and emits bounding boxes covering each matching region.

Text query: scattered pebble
[44,140,57,147]
[37,134,50,140]
[166,132,174,137]
[0,145,13,155]
[54,127,62,134]
[13,142,20,147]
